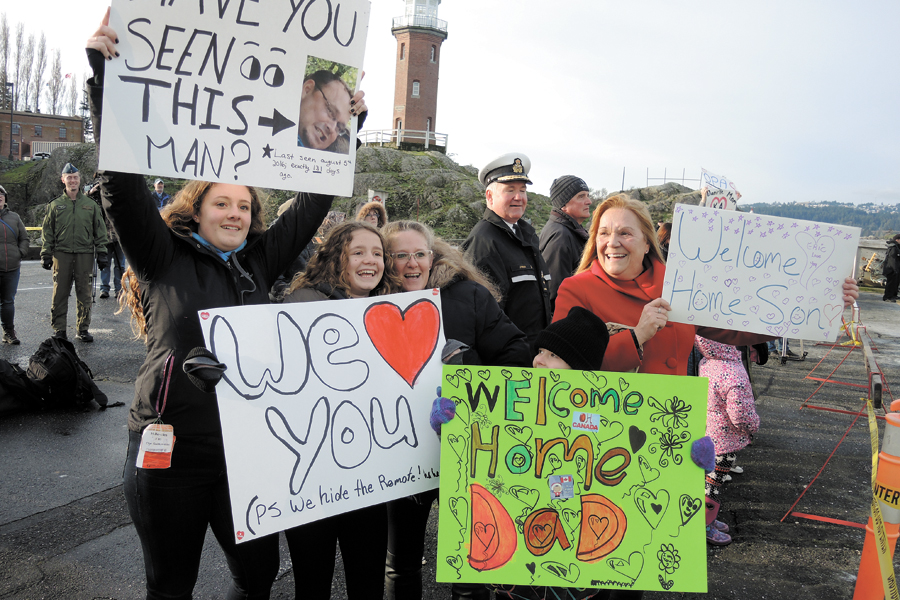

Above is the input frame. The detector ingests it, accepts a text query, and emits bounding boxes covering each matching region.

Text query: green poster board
[437,365,709,593]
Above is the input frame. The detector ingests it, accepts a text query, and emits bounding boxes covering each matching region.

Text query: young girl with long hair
[281,220,401,599]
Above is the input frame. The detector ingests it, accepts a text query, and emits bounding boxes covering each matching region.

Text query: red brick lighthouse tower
[391,0,448,150]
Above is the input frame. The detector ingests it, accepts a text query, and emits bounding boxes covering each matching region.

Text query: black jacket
[461,209,551,345]
[440,278,532,368]
[89,79,332,439]
[539,208,589,311]
[884,240,900,276]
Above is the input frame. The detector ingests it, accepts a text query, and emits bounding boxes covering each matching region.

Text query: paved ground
[0,260,897,599]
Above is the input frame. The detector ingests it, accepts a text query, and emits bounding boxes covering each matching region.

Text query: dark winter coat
[0,207,30,272]
[884,240,900,276]
[439,278,532,368]
[283,282,349,303]
[89,79,332,439]
[539,208,589,311]
[461,209,552,345]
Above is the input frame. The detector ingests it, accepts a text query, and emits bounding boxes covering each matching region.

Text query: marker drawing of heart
[200,311,210,320]
[634,488,669,529]
[364,300,440,387]
[823,304,843,325]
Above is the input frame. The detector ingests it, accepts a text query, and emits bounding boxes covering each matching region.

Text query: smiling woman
[280,219,403,599]
[86,8,356,599]
[381,220,531,599]
[555,194,810,376]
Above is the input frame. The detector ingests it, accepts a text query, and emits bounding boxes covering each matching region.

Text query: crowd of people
[64,9,868,600]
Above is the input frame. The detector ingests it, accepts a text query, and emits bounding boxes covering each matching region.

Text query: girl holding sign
[282,220,401,599]
[86,11,368,600]
[382,220,531,600]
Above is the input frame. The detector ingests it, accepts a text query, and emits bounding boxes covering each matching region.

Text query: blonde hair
[575,193,664,275]
[117,181,267,338]
[382,220,501,301]
[288,221,403,296]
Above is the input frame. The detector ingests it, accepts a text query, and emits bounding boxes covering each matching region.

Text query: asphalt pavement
[0,260,898,599]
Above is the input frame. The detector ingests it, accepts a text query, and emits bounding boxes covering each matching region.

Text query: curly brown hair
[117,181,268,338]
[288,221,403,297]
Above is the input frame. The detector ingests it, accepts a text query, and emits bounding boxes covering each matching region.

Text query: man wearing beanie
[540,175,592,312]
[462,153,552,346]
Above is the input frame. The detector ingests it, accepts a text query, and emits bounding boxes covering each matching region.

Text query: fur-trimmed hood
[355,201,388,227]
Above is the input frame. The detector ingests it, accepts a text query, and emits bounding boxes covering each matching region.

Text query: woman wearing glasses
[356,200,388,229]
[381,221,531,600]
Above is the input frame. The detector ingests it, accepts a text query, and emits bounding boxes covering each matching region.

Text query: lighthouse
[391,0,448,150]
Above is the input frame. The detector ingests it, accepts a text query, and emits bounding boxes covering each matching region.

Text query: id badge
[136,423,175,469]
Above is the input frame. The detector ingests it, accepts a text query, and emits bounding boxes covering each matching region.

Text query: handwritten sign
[99,0,370,196]
[663,204,860,341]
[700,168,740,211]
[436,366,708,593]
[198,290,445,543]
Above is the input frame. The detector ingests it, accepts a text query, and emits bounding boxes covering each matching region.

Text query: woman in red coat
[553,193,859,376]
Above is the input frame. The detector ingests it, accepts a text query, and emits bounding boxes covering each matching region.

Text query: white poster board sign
[100,0,371,196]
[663,204,860,342]
[700,168,741,211]
[199,290,445,543]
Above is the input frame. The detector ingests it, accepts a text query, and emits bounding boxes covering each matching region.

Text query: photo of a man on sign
[297,57,359,154]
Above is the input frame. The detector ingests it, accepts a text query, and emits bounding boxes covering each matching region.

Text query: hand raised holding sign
[841,276,860,307]
[634,298,670,346]
[86,8,118,60]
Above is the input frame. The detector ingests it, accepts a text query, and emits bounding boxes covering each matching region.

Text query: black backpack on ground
[26,336,110,411]
[0,359,42,416]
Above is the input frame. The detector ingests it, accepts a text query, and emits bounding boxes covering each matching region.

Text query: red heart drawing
[364,299,440,387]
[200,312,210,320]
[236,530,244,540]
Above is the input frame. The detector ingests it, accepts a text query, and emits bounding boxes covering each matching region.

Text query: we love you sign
[198,290,445,542]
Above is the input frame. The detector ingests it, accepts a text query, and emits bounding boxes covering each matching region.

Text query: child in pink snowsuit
[696,335,760,545]
[695,334,759,499]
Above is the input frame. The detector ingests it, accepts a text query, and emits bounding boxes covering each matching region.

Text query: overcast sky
[4,0,898,204]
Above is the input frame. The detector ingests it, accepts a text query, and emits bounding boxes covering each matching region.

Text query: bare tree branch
[12,22,23,109]
[30,32,46,112]
[19,33,34,111]
[47,47,63,115]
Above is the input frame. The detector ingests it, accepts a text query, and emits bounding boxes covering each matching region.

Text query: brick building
[1,110,84,160]
[390,0,447,151]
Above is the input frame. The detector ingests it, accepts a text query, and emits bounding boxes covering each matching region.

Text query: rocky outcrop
[3,145,700,239]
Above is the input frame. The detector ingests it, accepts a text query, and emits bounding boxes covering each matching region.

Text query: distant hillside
[743,201,900,238]
[0,145,710,240]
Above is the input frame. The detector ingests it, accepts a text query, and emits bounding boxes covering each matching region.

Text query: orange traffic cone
[853,400,900,600]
